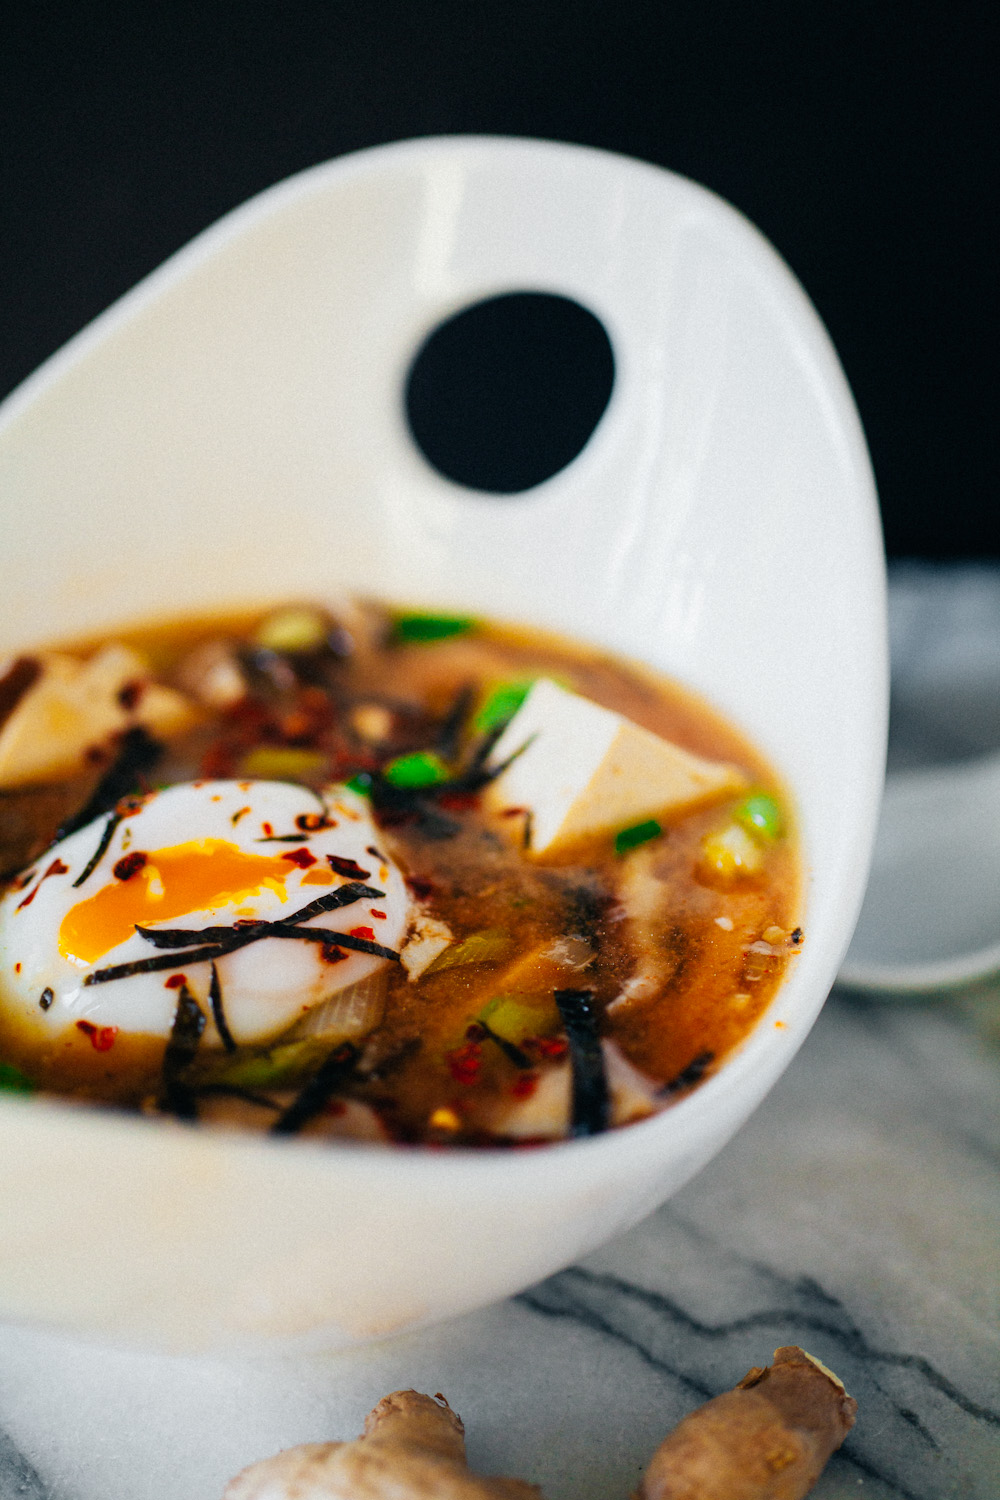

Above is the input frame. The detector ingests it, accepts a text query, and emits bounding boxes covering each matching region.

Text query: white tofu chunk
[484,677,745,857]
[0,644,198,788]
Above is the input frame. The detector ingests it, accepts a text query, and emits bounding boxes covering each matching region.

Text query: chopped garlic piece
[485,678,745,858]
[400,908,454,980]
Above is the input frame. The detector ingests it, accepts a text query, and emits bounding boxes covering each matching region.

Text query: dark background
[2,2,995,556]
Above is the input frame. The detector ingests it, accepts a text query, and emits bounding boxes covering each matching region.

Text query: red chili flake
[501,805,528,818]
[164,974,188,989]
[446,1041,483,1085]
[113,851,147,881]
[536,1036,569,1060]
[511,1072,539,1099]
[327,855,371,880]
[281,847,317,869]
[14,963,21,974]
[349,925,376,942]
[261,822,274,838]
[321,943,348,964]
[405,875,436,901]
[438,791,479,812]
[15,858,70,909]
[117,679,145,711]
[369,909,387,920]
[76,1020,118,1051]
[231,805,251,825]
[296,813,329,832]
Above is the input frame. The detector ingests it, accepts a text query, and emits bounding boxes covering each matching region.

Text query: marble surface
[1,565,999,1499]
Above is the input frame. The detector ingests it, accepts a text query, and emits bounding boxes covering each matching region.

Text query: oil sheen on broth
[0,602,801,1146]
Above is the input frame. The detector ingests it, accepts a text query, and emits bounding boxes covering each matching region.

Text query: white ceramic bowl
[0,137,886,1353]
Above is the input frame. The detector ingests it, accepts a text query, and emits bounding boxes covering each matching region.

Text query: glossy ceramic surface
[0,137,886,1350]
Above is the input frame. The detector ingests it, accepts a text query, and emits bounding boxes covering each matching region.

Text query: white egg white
[0,780,410,1048]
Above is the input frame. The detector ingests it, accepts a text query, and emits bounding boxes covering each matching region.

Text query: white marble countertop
[2,566,998,1499]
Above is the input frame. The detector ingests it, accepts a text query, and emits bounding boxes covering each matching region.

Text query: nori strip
[435,681,475,760]
[159,984,206,1120]
[208,962,237,1053]
[554,988,610,1138]
[84,941,247,985]
[87,882,398,984]
[54,727,161,841]
[270,1042,359,1135]
[479,1021,532,1070]
[134,883,384,946]
[71,811,123,888]
[660,1050,714,1096]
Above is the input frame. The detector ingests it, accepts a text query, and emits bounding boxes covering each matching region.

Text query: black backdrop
[2,2,995,557]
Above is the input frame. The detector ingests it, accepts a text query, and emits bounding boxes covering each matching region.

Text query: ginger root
[638,1345,857,1500]
[223,1346,854,1500]
[223,1388,541,1499]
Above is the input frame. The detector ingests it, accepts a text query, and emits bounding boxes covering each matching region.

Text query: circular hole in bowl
[405,291,615,494]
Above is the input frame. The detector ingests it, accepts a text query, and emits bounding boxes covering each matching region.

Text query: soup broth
[0,602,800,1146]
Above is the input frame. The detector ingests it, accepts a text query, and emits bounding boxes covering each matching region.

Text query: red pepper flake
[536,1036,569,1060]
[405,875,436,901]
[321,943,348,964]
[231,805,251,825]
[14,963,21,974]
[446,1041,483,1085]
[327,855,371,880]
[438,791,479,812]
[15,858,70,910]
[280,847,317,869]
[369,909,387,920]
[511,1072,539,1099]
[164,974,188,989]
[296,813,330,832]
[501,805,528,818]
[261,822,274,838]
[117,679,145,711]
[113,850,147,881]
[76,1019,118,1051]
[348,925,376,942]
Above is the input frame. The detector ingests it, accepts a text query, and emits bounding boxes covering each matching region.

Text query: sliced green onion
[392,613,475,644]
[254,607,328,654]
[345,772,372,796]
[424,928,512,975]
[734,792,783,843]
[0,1062,35,1095]
[212,1039,320,1091]
[474,679,535,733]
[480,994,556,1044]
[384,750,450,789]
[614,818,662,856]
[238,746,328,780]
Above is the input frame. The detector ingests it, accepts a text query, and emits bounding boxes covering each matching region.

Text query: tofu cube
[484,678,745,857]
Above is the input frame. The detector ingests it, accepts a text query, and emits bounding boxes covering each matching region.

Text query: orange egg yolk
[58,839,332,965]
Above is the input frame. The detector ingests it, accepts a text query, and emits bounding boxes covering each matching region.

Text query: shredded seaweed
[554,988,610,1138]
[660,1050,714,1095]
[270,1042,359,1135]
[208,962,237,1053]
[134,883,384,949]
[84,942,246,985]
[55,726,161,842]
[71,811,123,888]
[159,984,207,1120]
[435,682,475,760]
[479,1020,533,1070]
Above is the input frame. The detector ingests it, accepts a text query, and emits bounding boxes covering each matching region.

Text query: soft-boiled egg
[0,781,410,1055]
